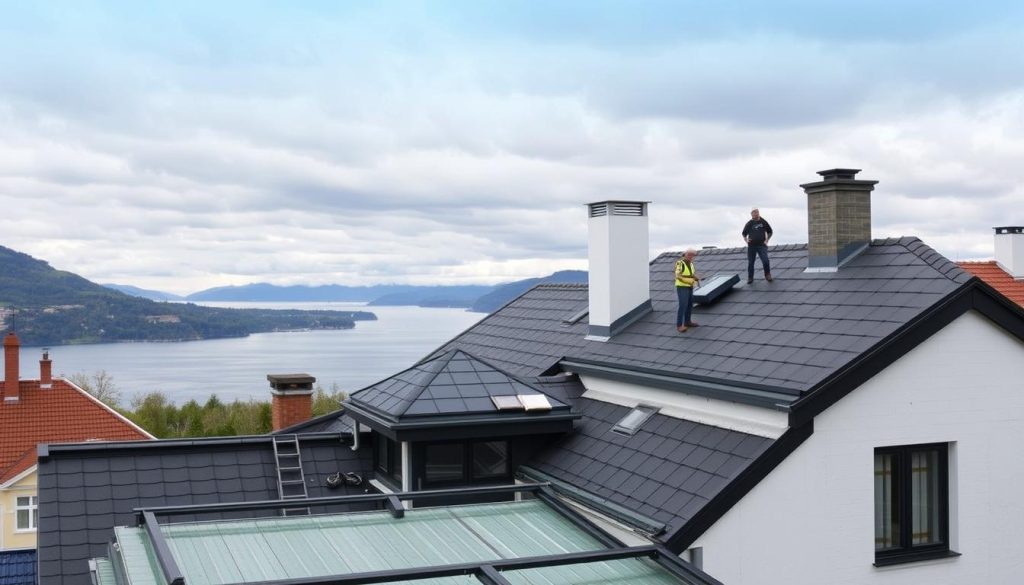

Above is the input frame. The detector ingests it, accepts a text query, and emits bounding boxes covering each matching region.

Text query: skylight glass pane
[518,394,552,411]
[492,395,525,411]
[611,405,658,436]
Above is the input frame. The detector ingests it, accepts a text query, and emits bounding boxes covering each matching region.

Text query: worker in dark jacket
[674,248,701,333]
[741,208,773,284]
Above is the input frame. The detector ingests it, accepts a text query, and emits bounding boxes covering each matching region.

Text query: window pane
[33,508,39,529]
[425,443,465,484]
[16,509,29,530]
[911,449,942,546]
[16,496,29,507]
[874,452,900,550]
[376,436,389,473]
[392,441,403,484]
[473,441,508,479]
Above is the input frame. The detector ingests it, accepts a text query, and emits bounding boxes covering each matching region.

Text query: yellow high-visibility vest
[675,259,696,287]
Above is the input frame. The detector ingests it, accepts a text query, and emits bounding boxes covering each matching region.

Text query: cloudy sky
[1,1,1022,295]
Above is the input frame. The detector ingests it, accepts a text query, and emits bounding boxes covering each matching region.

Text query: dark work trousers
[676,286,693,327]
[747,244,771,279]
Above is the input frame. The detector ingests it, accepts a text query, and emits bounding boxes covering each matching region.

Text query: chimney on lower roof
[994,227,1024,280]
[3,332,20,402]
[40,349,53,389]
[585,201,653,341]
[801,168,878,272]
[268,373,315,431]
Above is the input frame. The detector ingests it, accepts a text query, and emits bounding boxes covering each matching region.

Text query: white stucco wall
[690,310,1024,585]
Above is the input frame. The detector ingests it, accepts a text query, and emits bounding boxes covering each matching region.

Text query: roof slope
[958,261,1024,307]
[527,398,772,536]
[0,549,36,585]
[0,379,151,484]
[350,349,569,419]
[430,238,972,393]
[37,435,373,585]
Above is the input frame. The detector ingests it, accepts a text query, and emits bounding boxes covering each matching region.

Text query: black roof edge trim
[518,465,667,536]
[344,405,581,432]
[560,359,798,410]
[789,278,1023,427]
[664,420,814,553]
[135,483,551,521]
[37,433,353,458]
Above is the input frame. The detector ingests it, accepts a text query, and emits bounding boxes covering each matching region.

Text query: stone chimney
[801,169,878,271]
[586,201,653,341]
[40,349,53,390]
[3,332,20,402]
[268,373,315,431]
[994,227,1024,280]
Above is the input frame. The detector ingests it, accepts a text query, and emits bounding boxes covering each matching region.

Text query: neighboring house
[0,333,153,582]
[958,226,1024,308]
[38,169,1024,584]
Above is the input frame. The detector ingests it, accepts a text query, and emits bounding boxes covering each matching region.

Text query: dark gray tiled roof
[275,410,354,434]
[37,436,372,585]
[350,349,569,419]
[528,398,771,535]
[0,549,35,585]
[431,238,972,393]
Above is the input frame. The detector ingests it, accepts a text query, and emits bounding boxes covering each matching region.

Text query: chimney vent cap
[816,168,862,180]
[994,226,1024,235]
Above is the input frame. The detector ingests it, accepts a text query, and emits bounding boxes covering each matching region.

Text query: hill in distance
[0,245,374,346]
[103,283,186,301]
[182,272,589,311]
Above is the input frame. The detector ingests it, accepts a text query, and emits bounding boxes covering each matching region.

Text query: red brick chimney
[40,349,53,390]
[3,332,20,402]
[268,374,315,431]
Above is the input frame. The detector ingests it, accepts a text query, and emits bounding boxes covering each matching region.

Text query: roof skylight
[492,395,525,411]
[611,405,659,436]
[693,273,740,305]
[519,394,552,412]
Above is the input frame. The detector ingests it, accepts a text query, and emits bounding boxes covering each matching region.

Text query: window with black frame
[423,440,510,487]
[375,434,403,486]
[874,443,953,566]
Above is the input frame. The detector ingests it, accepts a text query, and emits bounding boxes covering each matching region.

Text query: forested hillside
[0,246,374,345]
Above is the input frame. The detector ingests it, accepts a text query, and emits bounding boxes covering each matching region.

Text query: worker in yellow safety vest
[674,248,702,333]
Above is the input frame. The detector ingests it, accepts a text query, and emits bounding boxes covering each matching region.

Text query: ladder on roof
[272,434,310,516]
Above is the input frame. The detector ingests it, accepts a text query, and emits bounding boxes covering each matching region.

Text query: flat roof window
[519,394,552,412]
[492,395,525,411]
[611,405,659,436]
[693,273,740,305]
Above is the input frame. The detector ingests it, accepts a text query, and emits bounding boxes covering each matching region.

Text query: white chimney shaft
[994,226,1024,279]
[586,201,652,341]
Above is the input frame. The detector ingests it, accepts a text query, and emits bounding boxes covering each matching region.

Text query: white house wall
[579,375,789,439]
[690,310,1024,585]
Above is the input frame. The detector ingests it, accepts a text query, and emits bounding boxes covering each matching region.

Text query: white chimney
[994,227,1024,279]
[586,201,653,341]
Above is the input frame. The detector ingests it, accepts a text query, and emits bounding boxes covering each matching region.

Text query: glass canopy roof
[92,488,718,585]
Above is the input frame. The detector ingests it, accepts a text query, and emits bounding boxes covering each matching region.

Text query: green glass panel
[111,500,647,585]
[504,558,684,585]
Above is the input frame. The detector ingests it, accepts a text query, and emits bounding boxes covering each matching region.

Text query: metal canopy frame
[131,483,721,585]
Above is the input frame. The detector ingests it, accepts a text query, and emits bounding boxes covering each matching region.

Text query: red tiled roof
[0,379,152,484]
[958,261,1024,307]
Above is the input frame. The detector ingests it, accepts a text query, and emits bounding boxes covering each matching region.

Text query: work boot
[747,277,754,284]
[765,272,773,282]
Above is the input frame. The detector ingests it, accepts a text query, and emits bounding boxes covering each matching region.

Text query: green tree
[312,383,347,417]
[67,370,122,408]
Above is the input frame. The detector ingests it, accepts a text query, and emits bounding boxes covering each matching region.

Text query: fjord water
[21,302,484,403]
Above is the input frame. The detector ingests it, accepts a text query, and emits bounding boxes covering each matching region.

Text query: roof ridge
[657,243,809,259]
[893,237,973,284]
